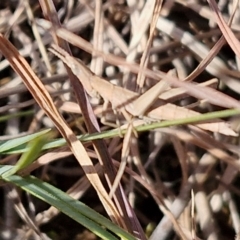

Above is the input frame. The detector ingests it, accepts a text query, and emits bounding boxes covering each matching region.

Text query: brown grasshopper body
[49,45,237,136]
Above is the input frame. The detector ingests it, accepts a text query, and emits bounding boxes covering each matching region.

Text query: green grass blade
[0,167,135,240]
[0,129,51,153]
[2,132,50,178]
[2,108,240,154]
[0,110,34,123]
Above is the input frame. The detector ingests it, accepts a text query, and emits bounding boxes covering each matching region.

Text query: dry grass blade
[150,127,240,240]
[5,186,42,237]
[208,0,240,58]
[23,0,52,76]
[39,1,146,238]
[183,0,238,83]
[109,123,133,199]
[3,1,240,239]
[91,0,104,75]
[0,34,124,227]
[136,0,163,89]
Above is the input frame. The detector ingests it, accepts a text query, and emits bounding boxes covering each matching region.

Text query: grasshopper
[49,44,237,136]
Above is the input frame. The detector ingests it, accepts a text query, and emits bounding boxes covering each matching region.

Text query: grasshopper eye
[69,62,79,75]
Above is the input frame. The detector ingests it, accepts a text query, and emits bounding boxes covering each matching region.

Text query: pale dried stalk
[0,34,124,228]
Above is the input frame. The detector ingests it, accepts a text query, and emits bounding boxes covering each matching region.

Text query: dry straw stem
[38,0,146,238]
[0,34,124,229]
[2,0,240,239]
[208,0,240,58]
[173,0,239,86]
[48,1,240,239]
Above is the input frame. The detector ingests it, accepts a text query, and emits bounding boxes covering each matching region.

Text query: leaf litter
[1,1,240,239]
